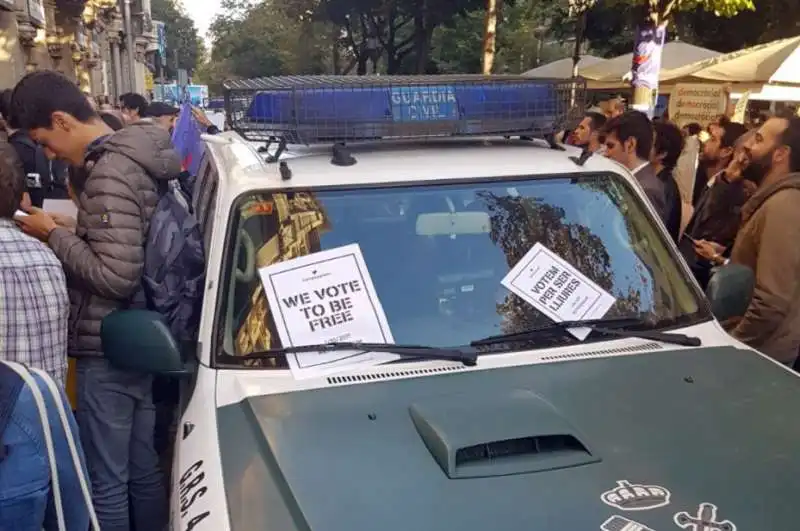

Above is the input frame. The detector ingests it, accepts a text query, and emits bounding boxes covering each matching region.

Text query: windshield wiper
[245,342,477,366]
[471,317,701,348]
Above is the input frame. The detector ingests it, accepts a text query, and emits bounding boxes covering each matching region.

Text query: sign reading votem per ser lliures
[500,243,616,340]
[259,244,396,379]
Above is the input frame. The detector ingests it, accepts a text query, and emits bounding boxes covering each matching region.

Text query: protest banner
[501,243,616,340]
[668,84,727,128]
[259,244,395,378]
[731,90,751,124]
[171,103,204,176]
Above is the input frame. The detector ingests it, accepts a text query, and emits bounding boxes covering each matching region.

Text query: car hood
[216,346,800,531]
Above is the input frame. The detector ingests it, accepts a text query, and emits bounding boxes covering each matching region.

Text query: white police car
[102,76,800,531]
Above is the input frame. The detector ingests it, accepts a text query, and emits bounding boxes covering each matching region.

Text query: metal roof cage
[223,75,586,146]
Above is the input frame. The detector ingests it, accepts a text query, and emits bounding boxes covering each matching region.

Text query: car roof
[204,132,632,193]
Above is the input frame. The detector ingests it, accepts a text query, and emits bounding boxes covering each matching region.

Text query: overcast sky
[186,0,222,47]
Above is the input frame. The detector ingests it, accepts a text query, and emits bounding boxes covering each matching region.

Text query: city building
[0,0,157,99]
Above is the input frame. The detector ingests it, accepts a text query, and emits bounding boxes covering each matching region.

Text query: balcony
[55,0,88,19]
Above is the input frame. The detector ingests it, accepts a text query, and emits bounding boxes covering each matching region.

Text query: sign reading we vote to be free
[259,244,396,379]
[501,243,617,340]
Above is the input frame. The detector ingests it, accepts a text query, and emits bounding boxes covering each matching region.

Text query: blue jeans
[0,372,91,530]
[75,358,167,531]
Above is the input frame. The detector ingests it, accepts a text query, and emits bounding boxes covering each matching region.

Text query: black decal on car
[180,459,210,529]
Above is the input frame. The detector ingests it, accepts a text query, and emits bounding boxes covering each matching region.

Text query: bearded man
[698,115,800,365]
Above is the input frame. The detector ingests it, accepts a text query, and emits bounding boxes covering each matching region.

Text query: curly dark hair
[0,140,25,218]
[653,121,685,171]
[0,89,19,129]
[603,110,654,161]
[10,70,96,130]
[119,92,149,117]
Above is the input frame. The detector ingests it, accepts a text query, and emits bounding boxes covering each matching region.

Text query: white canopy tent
[658,36,800,85]
[522,55,605,78]
[579,41,720,82]
[730,85,800,102]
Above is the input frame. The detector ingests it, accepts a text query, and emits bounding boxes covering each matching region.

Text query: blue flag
[171,103,204,177]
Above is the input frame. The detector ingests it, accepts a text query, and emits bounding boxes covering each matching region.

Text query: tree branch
[394,16,412,29]
[342,17,362,60]
[661,0,681,23]
[341,57,357,75]
[395,34,414,51]
[396,45,414,61]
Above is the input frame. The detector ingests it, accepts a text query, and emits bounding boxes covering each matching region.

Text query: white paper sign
[259,243,396,378]
[500,243,616,340]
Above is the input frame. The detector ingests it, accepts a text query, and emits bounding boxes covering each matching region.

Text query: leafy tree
[565,0,595,78]
[675,0,798,52]
[432,9,483,73]
[433,0,568,74]
[150,0,204,79]
[482,0,499,74]
[495,0,566,72]
[551,0,638,59]
[317,0,397,74]
[201,0,286,92]
[617,0,755,112]
[201,0,332,92]
[203,0,576,81]
[318,0,487,74]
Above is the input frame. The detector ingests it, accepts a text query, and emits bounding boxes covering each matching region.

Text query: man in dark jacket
[602,111,670,225]
[697,116,800,365]
[681,126,752,289]
[651,121,684,243]
[11,70,178,531]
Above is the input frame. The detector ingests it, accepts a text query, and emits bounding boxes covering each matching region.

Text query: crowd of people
[0,71,195,530]
[568,102,800,366]
[0,69,800,530]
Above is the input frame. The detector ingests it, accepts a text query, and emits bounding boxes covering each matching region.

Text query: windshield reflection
[221,174,706,366]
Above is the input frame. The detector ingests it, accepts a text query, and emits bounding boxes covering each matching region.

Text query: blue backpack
[86,139,205,342]
[142,180,206,342]
[0,364,23,461]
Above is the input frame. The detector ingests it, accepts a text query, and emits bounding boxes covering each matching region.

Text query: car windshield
[217,172,707,366]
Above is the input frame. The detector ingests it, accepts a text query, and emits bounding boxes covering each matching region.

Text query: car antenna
[331,143,357,166]
[260,136,288,163]
[544,133,566,151]
[279,160,292,180]
[569,148,593,166]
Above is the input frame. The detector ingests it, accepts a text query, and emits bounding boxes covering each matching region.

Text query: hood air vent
[455,434,589,467]
[326,365,465,385]
[410,389,600,479]
[540,341,663,362]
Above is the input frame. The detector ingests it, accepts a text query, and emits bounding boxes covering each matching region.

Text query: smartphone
[14,210,28,217]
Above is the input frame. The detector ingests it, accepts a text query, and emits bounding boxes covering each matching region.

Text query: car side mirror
[705,264,755,323]
[101,310,190,376]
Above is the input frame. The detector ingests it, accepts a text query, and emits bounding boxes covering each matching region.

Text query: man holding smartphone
[680,123,752,289]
